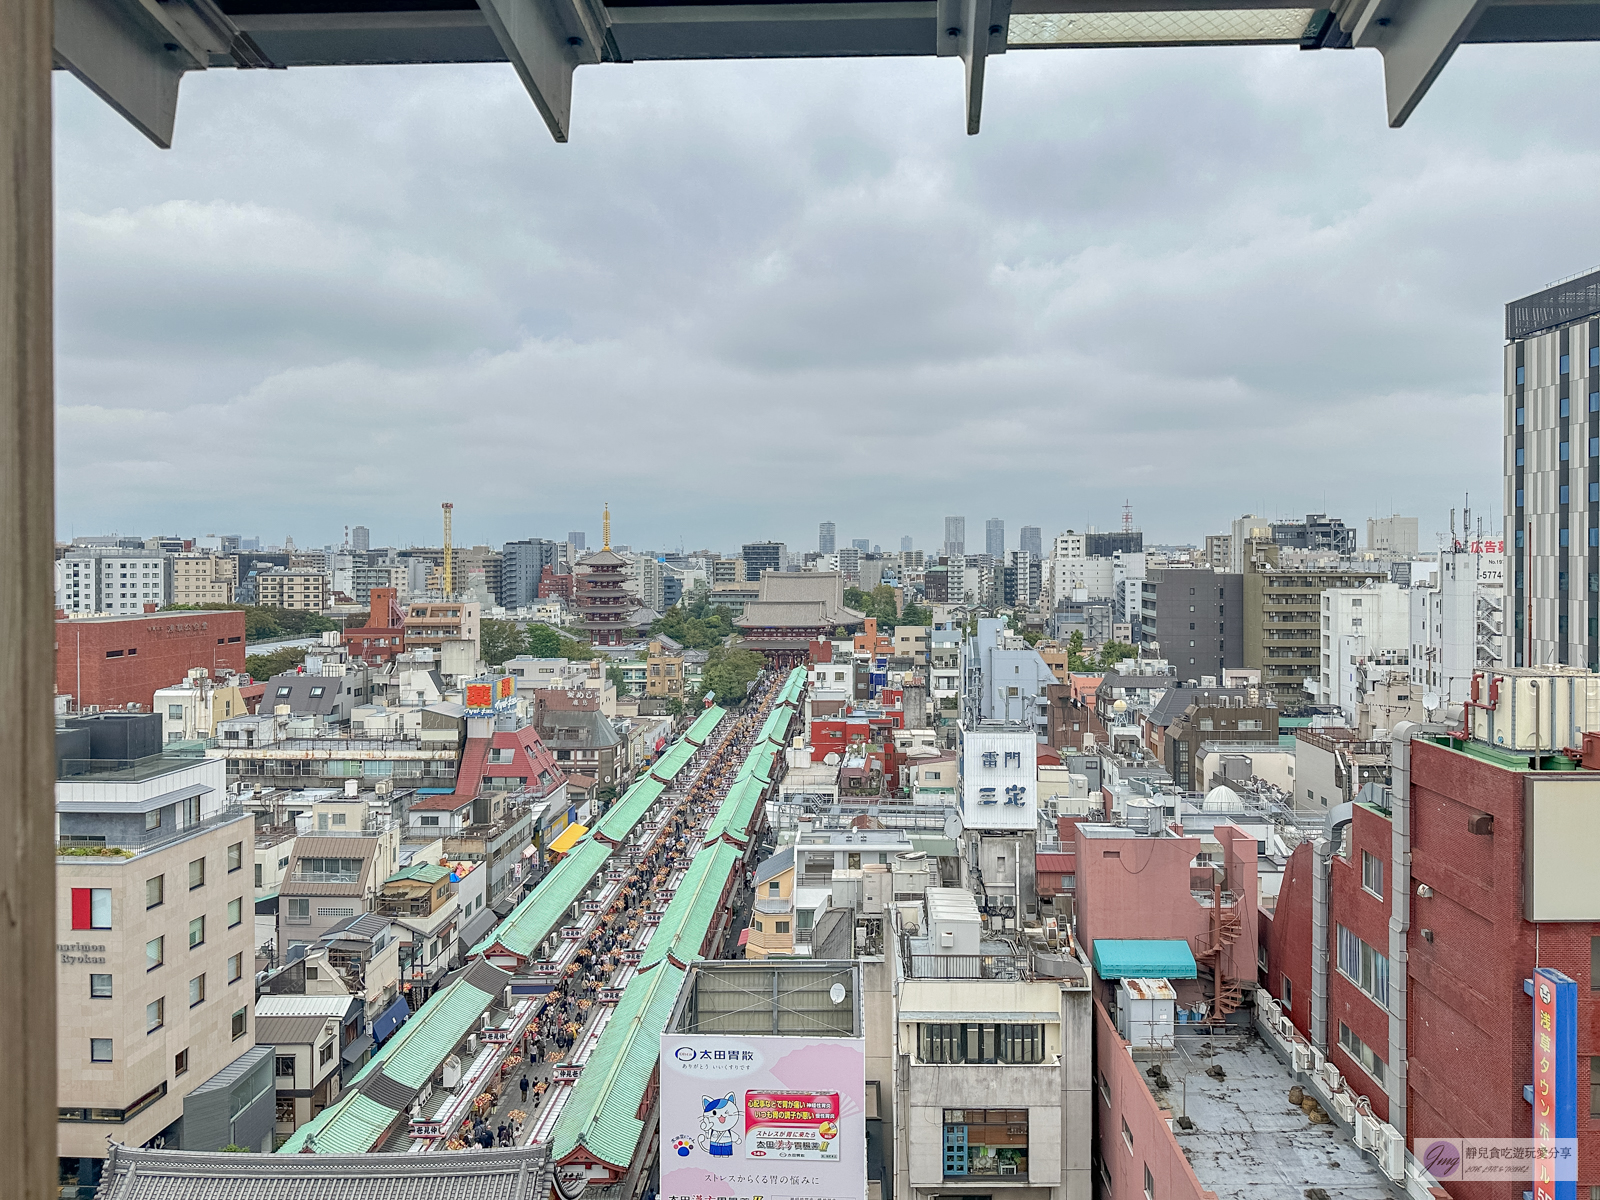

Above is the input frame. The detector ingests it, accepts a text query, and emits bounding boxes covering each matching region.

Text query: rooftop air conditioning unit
[1378,1125,1406,1180]
[1328,1091,1356,1123]
[1319,1062,1342,1094]
[1291,1043,1313,1072]
[1355,1112,1381,1153]
[1309,1047,1325,1076]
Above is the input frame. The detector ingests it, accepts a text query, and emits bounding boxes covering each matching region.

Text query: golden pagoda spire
[602,502,611,551]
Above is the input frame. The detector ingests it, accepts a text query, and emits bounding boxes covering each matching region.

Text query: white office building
[57,547,172,614]
[1410,544,1506,707]
[1315,583,1411,721]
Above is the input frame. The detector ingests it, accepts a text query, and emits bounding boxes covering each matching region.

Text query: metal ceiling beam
[476,0,608,142]
[1351,0,1492,124]
[53,0,192,148]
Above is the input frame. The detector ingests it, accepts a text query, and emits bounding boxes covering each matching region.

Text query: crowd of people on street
[513,674,787,1115]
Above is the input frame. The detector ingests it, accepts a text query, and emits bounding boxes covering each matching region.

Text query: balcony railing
[58,742,215,783]
[57,803,247,856]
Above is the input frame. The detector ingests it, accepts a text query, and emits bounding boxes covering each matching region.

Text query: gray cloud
[54,41,1595,551]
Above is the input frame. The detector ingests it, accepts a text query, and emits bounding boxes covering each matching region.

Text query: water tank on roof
[1203,784,1243,813]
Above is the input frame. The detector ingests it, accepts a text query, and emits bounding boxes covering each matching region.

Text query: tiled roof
[278,960,511,1154]
[98,1144,556,1199]
[641,842,740,970]
[410,792,472,812]
[549,962,686,1170]
[255,1014,336,1048]
[592,777,664,844]
[472,836,612,959]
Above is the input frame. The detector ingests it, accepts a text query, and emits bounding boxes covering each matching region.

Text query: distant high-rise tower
[943,516,965,558]
[851,538,870,552]
[1019,525,1042,560]
[901,535,913,553]
[818,522,836,554]
[351,525,370,553]
[568,531,587,551]
[985,518,1005,558]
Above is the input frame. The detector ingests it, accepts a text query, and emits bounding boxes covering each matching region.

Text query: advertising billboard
[660,1032,866,1200]
[1532,967,1577,1200]
[464,673,517,717]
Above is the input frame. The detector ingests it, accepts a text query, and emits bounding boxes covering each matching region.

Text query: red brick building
[55,610,246,712]
[1266,728,1600,1191]
[343,586,406,665]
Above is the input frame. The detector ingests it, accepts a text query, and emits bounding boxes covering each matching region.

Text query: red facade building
[343,586,406,665]
[55,610,247,712]
[1265,727,1600,1191]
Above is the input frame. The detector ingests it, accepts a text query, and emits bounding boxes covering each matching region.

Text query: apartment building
[644,638,684,700]
[1314,583,1410,722]
[403,600,481,675]
[1139,566,1242,677]
[1502,268,1600,668]
[56,716,265,1192]
[171,553,233,605]
[1242,551,1385,708]
[57,545,173,614]
[254,568,327,611]
[893,888,1093,1200]
[1409,541,1506,707]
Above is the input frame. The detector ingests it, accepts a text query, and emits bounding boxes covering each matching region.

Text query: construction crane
[441,502,454,598]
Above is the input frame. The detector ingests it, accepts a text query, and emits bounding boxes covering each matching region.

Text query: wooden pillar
[0,0,56,1190]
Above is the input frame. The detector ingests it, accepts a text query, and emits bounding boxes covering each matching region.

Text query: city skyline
[49,43,1584,548]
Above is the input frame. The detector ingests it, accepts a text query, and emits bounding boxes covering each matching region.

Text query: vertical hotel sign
[1533,966,1577,1200]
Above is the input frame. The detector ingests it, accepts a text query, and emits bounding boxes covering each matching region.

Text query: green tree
[663,696,685,717]
[245,646,308,680]
[163,603,337,640]
[606,664,629,695]
[524,624,592,659]
[702,646,765,703]
[479,618,522,667]
[650,595,735,651]
[1097,641,1137,669]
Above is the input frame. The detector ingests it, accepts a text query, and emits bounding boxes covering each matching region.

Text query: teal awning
[1092,938,1197,980]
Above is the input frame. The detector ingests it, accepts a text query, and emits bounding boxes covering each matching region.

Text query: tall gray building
[1019,525,1042,560]
[818,521,836,554]
[900,535,912,553]
[984,518,1005,558]
[502,538,560,608]
[943,516,965,558]
[851,538,870,552]
[567,531,586,551]
[742,541,786,580]
[1504,268,1600,668]
[1139,567,1243,679]
[350,525,370,553]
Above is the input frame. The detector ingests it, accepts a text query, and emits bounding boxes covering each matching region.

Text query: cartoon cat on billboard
[698,1093,742,1156]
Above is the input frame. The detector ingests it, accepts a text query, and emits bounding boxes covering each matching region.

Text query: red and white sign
[744,1090,842,1160]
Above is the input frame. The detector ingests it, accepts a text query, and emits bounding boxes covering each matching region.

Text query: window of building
[146,875,163,910]
[751,919,763,932]
[228,897,243,927]
[320,1040,335,1066]
[287,898,310,924]
[255,863,263,888]
[174,1049,188,1076]
[91,1038,112,1063]
[90,973,112,998]
[1518,488,1525,508]
[276,686,291,697]
[276,1055,296,1078]
[1563,396,1572,418]
[1339,1022,1387,1084]
[918,1023,1046,1064]
[146,997,164,1033]
[231,1008,248,1040]
[1518,448,1525,466]
[145,809,162,831]
[1336,925,1389,1008]
[189,858,205,890]
[228,842,243,872]
[1517,406,1525,426]
[189,916,205,949]
[1361,850,1384,898]
[1145,1163,1156,1200]
[228,952,243,984]
[1122,1117,1134,1153]
[1238,720,1262,731]
[1281,974,1292,1009]
[189,974,205,1007]
[943,1108,1027,1179]
[71,888,112,931]
[767,881,780,896]
[147,936,164,971]
[775,921,791,934]
[1562,353,1571,374]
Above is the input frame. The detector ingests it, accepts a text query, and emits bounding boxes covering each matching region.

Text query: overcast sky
[53,39,1600,555]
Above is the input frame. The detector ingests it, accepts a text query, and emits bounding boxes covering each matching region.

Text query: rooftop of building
[95,1145,555,1199]
[1155,1035,1395,1200]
